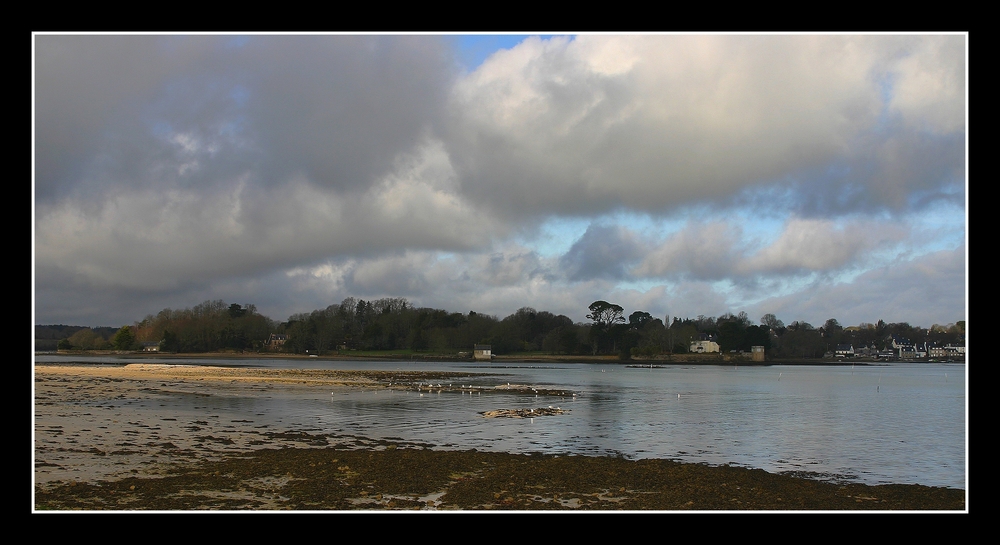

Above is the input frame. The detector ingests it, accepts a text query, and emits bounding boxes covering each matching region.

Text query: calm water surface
[35,356,966,489]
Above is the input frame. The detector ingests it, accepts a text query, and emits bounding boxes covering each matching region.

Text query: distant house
[473,344,492,360]
[690,340,720,353]
[266,334,288,351]
[751,345,765,362]
[141,341,160,352]
[834,344,854,357]
[855,344,878,357]
[889,335,913,350]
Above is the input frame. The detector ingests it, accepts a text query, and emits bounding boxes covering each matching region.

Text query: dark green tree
[717,319,746,352]
[112,326,136,351]
[760,313,784,330]
[228,303,247,319]
[160,330,179,352]
[588,301,625,331]
[744,324,771,351]
[628,311,653,329]
[587,300,624,354]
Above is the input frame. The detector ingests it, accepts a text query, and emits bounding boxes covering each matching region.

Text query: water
[34,356,966,489]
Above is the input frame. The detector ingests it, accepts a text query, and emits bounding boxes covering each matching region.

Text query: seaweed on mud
[34,447,966,511]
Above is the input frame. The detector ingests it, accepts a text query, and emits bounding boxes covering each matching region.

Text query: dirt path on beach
[33,364,475,488]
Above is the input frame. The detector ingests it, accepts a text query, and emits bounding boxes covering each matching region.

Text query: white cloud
[33,34,966,329]
[741,217,908,273]
[633,221,742,280]
[746,244,965,327]
[446,34,964,218]
[888,35,966,134]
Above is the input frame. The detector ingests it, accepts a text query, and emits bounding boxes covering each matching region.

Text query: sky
[32,33,967,329]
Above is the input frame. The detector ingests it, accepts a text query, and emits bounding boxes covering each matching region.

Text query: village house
[689,340,720,353]
[266,333,288,351]
[945,344,965,355]
[928,345,948,358]
[473,344,492,360]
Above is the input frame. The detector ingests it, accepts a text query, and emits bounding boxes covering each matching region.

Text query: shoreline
[36,350,962,366]
[33,363,966,511]
[35,443,966,511]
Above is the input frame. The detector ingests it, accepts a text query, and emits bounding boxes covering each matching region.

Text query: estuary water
[34,356,967,489]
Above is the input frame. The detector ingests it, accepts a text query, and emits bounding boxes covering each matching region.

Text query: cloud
[740,218,909,274]
[33,34,966,329]
[560,224,645,280]
[35,35,454,202]
[630,216,913,284]
[34,133,503,293]
[748,244,966,327]
[888,35,966,134]
[446,34,965,219]
[474,249,548,287]
[632,221,742,280]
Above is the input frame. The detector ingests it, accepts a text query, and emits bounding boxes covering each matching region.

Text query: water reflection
[34,356,965,488]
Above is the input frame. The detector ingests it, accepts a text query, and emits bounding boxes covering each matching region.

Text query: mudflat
[33,364,966,511]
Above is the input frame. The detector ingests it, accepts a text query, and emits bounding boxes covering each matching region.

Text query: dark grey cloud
[33,34,965,329]
[560,224,645,281]
[34,35,495,296]
[35,35,454,204]
[238,35,453,193]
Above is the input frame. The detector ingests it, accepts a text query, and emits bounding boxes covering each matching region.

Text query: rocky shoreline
[33,363,966,511]
[34,441,965,511]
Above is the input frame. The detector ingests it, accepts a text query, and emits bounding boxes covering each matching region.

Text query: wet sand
[33,364,966,511]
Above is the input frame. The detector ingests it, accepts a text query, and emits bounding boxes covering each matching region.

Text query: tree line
[38,297,966,359]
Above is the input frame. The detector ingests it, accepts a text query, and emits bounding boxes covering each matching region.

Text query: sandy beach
[33,363,966,511]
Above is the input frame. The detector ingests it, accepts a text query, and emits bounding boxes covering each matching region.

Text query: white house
[689,340,720,353]
[473,344,493,360]
[834,344,854,357]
